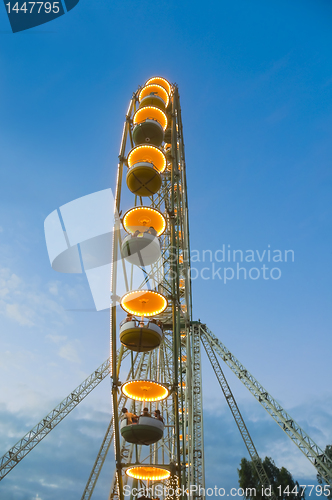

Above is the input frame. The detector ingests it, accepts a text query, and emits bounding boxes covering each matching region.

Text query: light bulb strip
[139,84,170,108]
[145,76,172,95]
[133,106,167,130]
[122,206,167,236]
[127,144,166,172]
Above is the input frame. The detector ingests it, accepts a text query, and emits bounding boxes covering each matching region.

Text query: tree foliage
[238,457,305,500]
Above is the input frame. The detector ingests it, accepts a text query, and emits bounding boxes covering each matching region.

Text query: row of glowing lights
[133,105,168,130]
[121,204,184,238]
[120,289,168,317]
[127,142,181,174]
[138,83,170,108]
[145,76,172,95]
[122,206,166,236]
[122,379,169,401]
[127,144,167,172]
[126,466,170,481]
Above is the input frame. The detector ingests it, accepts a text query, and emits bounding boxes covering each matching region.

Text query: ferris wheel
[0,77,332,500]
[108,76,200,500]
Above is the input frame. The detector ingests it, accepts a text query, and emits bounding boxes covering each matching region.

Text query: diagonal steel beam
[0,358,111,481]
[201,332,278,499]
[198,322,332,485]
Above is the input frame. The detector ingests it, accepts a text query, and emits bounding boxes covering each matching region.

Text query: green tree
[316,445,332,499]
[238,457,305,500]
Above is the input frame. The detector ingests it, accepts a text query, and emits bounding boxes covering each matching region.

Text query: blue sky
[0,0,332,498]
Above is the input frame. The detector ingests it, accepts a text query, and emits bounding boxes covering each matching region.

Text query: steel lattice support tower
[191,324,205,497]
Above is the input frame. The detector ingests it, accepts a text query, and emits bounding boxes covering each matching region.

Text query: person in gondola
[121,407,138,425]
[141,407,151,417]
[120,314,134,329]
[146,226,157,237]
[154,409,164,423]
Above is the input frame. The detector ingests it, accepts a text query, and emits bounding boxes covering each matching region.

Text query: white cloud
[58,340,81,364]
[0,268,21,295]
[48,281,60,296]
[5,302,35,326]
[46,333,68,344]
[269,439,317,479]
[0,265,69,330]
[38,479,59,489]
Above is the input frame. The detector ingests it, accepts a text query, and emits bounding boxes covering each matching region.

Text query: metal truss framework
[191,324,205,497]
[1,322,331,493]
[0,357,111,481]
[199,323,332,485]
[199,326,278,500]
